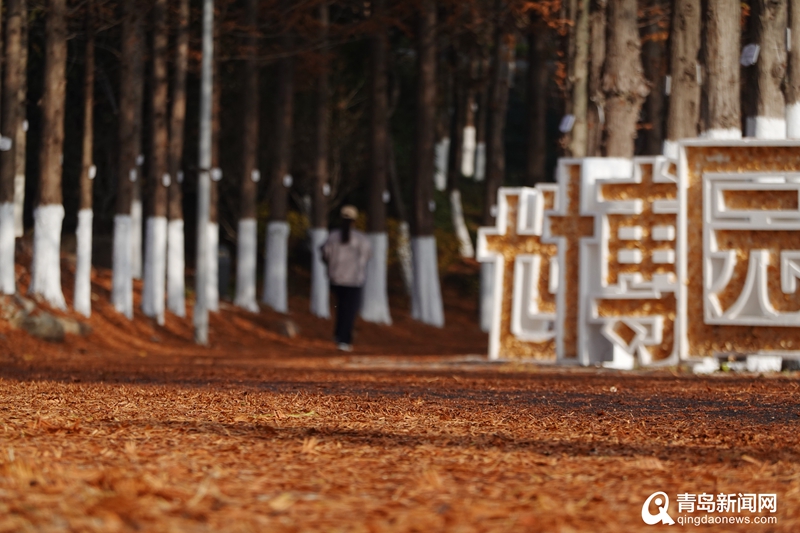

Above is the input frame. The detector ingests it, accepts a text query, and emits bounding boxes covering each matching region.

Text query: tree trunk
[603,0,649,157]
[142,0,169,325]
[30,0,67,309]
[410,0,443,327]
[362,0,392,324]
[665,0,701,156]
[788,0,800,137]
[13,1,28,238]
[74,0,95,316]
[755,0,788,139]
[234,0,260,313]
[446,48,475,260]
[566,0,590,157]
[208,24,222,312]
[0,0,21,295]
[474,62,488,181]
[705,0,741,138]
[526,14,548,185]
[587,0,607,156]
[167,0,189,317]
[641,2,667,156]
[113,1,145,318]
[263,8,294,313]
[482,7,510,227]
[461,57,477,178]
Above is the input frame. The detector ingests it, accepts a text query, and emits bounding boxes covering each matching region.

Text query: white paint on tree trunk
[480,261,494,332]
[74,208,93,316]
[167,218,185,317]
[361,232,391,324]
[142,216,167,325]
[410,236,444,327]
[434,137,450,191]
[234,218,259,312]
[112,214,133,318]
[207,221,219,312]
[309,227,330,318]
[755,117,787,139]
[13,173,24,238]
[461,126,476,177]
[131,199,143,280]
[0,202,15,294]
[397,221,413,295]
[449,190,474,258]
[474,142,486,181]
[29,204,66,309]
[262,220,289,313]
[787,103,800,138]
[703,128,742,140]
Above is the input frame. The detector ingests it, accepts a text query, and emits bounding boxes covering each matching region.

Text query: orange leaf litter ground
[1,258,799,532]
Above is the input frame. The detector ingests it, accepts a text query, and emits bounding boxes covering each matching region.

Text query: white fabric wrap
[131,199,143,279]
[754,117,787,140]
[480,261,495,333]
[434,137,450,191]
[74,208,93,316]
[410,236,444,327]
[142,216,167,324]
[0,203,15,295]
[29,204,66,309]
[262,220,289,313]
[397,221,413,295]
[788,103,800,139]
[112,214,134,318]
[167,218,186,317]
[361,232,392,324]
[13,172,24,237]
[234,218,259,312]
[450,189,474,258]
[703,128,742,140]
[207,221,219,312]
[461,126,476,177]
[474,142,486,181]
[309,227,330,318]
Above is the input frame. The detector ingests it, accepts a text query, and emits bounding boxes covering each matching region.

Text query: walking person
[322,205,372,351]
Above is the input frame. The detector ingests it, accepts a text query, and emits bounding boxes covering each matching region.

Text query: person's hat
[340,205,358,220]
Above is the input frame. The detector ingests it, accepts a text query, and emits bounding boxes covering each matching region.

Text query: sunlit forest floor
[1,253,799,532]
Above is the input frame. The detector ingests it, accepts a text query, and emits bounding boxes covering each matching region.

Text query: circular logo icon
[642,491,675,525]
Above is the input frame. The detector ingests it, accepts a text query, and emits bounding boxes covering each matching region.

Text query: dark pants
[332,285,361,345]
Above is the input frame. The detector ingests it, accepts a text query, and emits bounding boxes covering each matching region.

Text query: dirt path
[1,259,799,531]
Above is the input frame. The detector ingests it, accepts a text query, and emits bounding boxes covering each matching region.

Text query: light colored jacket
[322,229,372,287]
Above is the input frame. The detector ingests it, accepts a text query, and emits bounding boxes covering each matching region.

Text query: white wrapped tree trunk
[361,232,391,324]
[131,198,142,279]
[0,202,15,294]
[262,220,289,313]
[461,126,476,177]
[474,142,486,181]
[396,221,413,295]
[29,204,66,309]
[142,216,167,324]
[434,137,450,191]
[112,214,133,318]
[449,189,474,258]
[309,227,329,318]
[234,217,259,312]
[480,261,494,332]
[73,208,93,316]
[410,236,444,327]
[207,221,219,312]
[167,219,185,316]
[13,173,24,238]
[755,118,787,140]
